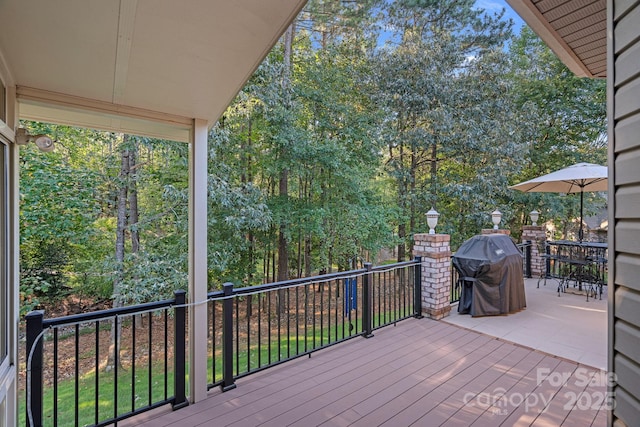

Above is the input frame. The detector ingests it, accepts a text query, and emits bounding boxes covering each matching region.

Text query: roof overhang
[506,0,606,78]
[0,0,306,141]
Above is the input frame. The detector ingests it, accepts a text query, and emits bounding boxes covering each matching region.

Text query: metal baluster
[235,298,240,373]
[132,315,136,412]
[258,294,262,368]
[53,328,58,427]
[74,324,79,426]
[148,313,152,406]
[247,296,251,373]
[94,321,99,424]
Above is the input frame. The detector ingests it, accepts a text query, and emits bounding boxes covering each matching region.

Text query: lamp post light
[426,207,439,235]
[491,209,502,230]
[529,209,540,226]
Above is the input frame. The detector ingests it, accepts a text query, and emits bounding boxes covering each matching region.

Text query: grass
[20,358,176,427]
[210,309,408,382]
[20,308,410,426]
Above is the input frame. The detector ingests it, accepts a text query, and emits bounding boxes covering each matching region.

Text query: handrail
[26,260,421,426]
[206,259,421,390]
[25,291,187,427]
[41,297,176,328]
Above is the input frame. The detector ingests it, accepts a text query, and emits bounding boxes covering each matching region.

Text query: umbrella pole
[579,190,584,242]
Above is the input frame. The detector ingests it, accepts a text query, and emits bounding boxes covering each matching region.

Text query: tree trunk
[430,141,437,209]
[277,22,295,284]
[107,136,130,370]
[409,146,417,256]
[397,223,406,262]
[277,170,289,282]
[297,229,302,278]
[129,139,140,254]
[304,236,312,277]
[397,140,407,262]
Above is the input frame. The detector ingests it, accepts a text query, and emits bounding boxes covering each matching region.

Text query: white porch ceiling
[506,0,606,78]
[0,0,306,141]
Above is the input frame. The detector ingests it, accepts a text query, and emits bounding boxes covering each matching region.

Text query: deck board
[123,318,607,427]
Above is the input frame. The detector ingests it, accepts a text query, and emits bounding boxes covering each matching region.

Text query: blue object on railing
[344,277,357,314]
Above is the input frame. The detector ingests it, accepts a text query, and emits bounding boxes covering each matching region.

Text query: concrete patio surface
[444,277,607,370]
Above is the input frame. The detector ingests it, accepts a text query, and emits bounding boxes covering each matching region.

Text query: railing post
[173,290,188,410]
[362,263,374,338]
[525,241,532,278]
[546,243,552,278]
[221,282,237,391]
[25,310,44,427]
[413,257,423,318]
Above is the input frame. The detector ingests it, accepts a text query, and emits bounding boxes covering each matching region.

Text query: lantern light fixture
[529,209,540,226]
[491,209,502,230]
[426,207,439,235]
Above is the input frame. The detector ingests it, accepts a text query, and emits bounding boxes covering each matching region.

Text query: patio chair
[536,240,555,288]
[584,250,607,301]
[558,244,604,301]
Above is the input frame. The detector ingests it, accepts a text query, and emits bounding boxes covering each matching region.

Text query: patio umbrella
[509,162,608,241]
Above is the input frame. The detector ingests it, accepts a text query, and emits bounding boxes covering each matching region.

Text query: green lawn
[20,308,409,425]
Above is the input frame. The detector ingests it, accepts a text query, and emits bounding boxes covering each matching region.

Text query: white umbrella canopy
[508,162,607,193]
[509,162,608,241]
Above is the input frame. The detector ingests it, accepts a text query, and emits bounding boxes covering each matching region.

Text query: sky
[476,0,526,34]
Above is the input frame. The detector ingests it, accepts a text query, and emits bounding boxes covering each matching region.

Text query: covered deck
[124,281,608,427]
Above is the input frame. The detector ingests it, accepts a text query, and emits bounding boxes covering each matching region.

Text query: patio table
[546,240,607,300]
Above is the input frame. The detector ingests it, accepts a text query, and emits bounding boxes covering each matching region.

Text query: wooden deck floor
[124,318,608,427]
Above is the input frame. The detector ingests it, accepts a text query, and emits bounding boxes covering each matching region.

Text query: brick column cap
[414,233,450,242]
[481,229,511,235]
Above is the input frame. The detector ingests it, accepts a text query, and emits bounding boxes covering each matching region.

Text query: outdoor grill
[453,234,526,317]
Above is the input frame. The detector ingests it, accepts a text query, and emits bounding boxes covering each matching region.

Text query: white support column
[188,118,208,402]
[6,137,19,427]
[6,82,19,427]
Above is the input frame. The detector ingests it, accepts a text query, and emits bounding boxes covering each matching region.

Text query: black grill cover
[453,234,526,317]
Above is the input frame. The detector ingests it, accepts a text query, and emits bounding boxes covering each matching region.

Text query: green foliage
[373,0,522,251]
[504,27,607,240]
[17,4,607,312]
[19,125,190,310]
[19,127,102,311]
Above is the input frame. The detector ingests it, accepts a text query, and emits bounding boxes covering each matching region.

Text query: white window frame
[0,137,7,373]
[0,66,16,427]
[0,132,10,427]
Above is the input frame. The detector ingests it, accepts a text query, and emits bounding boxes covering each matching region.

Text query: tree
[374,0,516,252]
[505,27,607,239]
[19,123,102,313]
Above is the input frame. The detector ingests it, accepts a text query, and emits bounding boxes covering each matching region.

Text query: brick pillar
[413,233,452,320]
[522,225,546,278]
[481,229,511,236]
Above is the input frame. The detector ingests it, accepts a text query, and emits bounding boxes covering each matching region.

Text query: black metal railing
[517,241,532,279]
[450,258,461,304]
[25,260,422,426]
[25,291,187,427]
[205,260,421,390]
